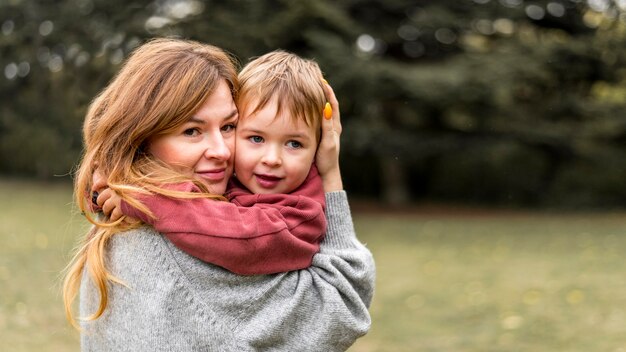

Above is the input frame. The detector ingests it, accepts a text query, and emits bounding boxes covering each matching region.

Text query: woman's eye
[183,128,200,136]
[222,123,236,133]
[287,140,302,149]
[249,136,264,144]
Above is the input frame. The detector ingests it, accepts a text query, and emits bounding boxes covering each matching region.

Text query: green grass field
[2,179,626,351]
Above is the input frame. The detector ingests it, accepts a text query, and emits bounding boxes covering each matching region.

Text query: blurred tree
[1,0,626,207]
[0,0,151,177]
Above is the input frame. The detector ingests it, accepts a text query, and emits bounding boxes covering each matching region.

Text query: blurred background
[2,0,626,207]
[2,0,626,351]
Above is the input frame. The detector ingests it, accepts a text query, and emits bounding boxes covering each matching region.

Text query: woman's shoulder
[103,226,274,327]
[105,226,247,289]
[82,226,246,351]
[106,226,164,263]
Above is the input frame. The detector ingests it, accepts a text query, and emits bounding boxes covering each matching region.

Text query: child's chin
[254,189,281,195]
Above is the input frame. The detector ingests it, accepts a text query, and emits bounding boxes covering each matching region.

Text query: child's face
[235,99,317,194]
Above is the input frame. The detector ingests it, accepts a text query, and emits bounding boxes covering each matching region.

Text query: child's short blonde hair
[237,50,326,140]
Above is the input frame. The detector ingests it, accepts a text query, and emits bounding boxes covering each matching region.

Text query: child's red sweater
[120,166,326,275]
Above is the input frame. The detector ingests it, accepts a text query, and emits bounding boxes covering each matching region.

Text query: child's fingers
[96,188,111,206]
[109,207,124,222]
[97,189,118,217]
[322,81,341,134]
[96,189,111,207]
[92,168,107,193]
[102,198,116,217]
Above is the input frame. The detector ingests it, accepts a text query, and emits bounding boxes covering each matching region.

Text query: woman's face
[147,80,238,195]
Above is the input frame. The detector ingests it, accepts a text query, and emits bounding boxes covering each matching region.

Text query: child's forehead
[239,97,306,123]
[239,104,317,136]
[238,94,320,138]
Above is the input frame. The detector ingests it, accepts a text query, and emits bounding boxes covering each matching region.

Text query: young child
[101,50,334,275]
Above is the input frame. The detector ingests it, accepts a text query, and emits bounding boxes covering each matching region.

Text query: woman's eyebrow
[187,109,238,124]
[223,109,238,120]
[188,117,205,124]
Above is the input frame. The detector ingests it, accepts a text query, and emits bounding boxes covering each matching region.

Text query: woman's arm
[198,191,375,351]
[228,83,375,350]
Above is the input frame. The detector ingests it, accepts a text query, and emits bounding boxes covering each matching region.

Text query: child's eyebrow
[238,128,310,139]
[284,133,311,140]
[238,127,265,134]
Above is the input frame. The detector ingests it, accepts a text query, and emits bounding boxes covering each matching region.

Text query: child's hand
[91,168,107,194]
[96,188,124,222]
[316,81,343,192]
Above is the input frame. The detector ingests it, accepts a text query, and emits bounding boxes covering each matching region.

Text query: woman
[63,38,375,351]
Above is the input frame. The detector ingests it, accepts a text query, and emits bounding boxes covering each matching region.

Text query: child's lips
[254,174,282,189]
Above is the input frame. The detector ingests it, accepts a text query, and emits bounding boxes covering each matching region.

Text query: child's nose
[261,146,282,166]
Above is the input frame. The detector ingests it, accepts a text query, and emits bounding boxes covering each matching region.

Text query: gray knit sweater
[80,191,375,351]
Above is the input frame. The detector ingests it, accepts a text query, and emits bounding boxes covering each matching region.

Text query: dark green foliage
[1,0,625,207]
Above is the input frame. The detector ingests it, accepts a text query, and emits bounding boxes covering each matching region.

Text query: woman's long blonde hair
[62,38,239,328]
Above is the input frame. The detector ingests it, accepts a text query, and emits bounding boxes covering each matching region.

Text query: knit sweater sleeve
[119,168,326,275]
[216,191,376,351]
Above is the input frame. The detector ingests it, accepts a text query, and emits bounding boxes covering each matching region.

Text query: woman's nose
[203,133,232,161]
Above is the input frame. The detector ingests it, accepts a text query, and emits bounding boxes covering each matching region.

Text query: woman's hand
[316,81,343,192]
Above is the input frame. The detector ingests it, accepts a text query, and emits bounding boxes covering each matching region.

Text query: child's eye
[183,128,200,136]
[286,140,302,149]
[222,123,236,133]
[249,136,264,144]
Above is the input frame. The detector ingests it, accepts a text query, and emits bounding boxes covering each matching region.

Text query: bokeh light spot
[566,289,585,305]
[499,0,523,8]
[39,20,54,36]
[547,2,566,17]
[474,19,495,35]
[145,16,172,30]
[2,20,14,35]
[4,63,17,80]
[75,51,90,67]
[435,28,457,44]
[522,289,542,305]
[398,24,420,41]
[17,62,29,77]
[48,55,63,72]
[494,18,515,35]
[501,314,524,330]
[357,34,376,53]
[588,0,610,13]
[526,5,546,20]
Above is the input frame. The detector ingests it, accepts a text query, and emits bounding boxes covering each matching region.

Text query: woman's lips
[196,169,226,181]
[254,174,282,189]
